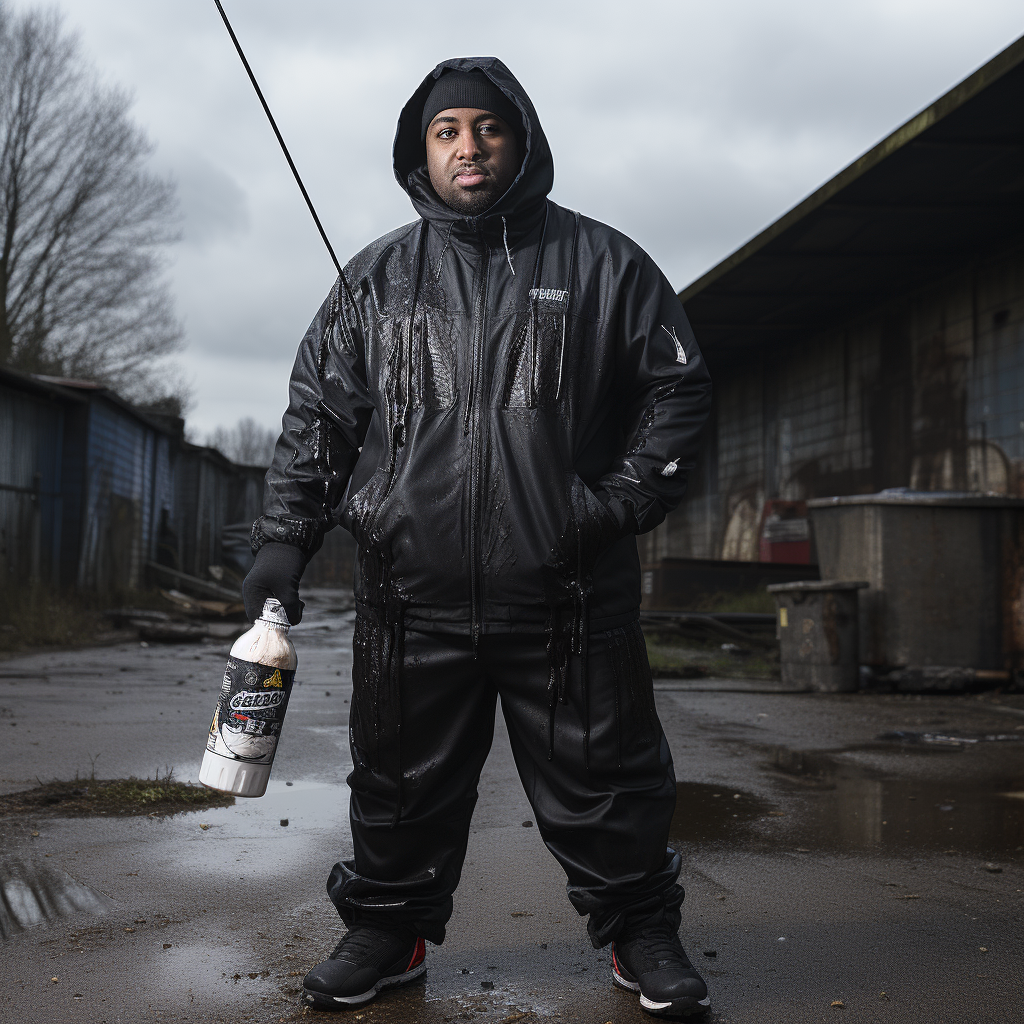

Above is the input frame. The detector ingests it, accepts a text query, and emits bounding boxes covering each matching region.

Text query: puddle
[0,859,113,940]
[191,779,348,836]
[669,782,773,847]
[880,730,1024,746]
[670,751,1024,859]
[770,749,1024,858]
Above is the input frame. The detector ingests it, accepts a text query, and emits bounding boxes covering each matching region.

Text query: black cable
[212,0,343,278]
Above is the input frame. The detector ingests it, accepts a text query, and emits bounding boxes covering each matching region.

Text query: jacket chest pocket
[413,310,457,412]
[502,296,569,409]
[375,311,458,414]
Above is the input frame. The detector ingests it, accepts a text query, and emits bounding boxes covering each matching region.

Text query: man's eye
[438,129,456,139]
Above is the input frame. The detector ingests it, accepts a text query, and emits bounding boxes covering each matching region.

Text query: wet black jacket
[254,57,712,639]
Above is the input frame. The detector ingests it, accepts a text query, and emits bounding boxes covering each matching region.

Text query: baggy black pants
[327,614,683,947]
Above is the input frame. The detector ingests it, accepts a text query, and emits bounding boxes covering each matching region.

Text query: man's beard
[443,188,497,215]
[434,166,503,216]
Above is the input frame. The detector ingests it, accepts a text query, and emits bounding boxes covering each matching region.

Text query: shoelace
[330,927,402,961]
[627,930,692,970]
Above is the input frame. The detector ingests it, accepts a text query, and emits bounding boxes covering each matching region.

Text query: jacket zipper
[467,242,491,650]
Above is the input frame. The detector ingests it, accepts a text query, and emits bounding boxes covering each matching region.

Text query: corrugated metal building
[64,381,177,591]
[646,35,1024,565]
[0,369,265,592]
[171,444,264,580]
[0,371,77,585]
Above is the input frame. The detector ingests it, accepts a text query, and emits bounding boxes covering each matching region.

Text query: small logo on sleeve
[662,325,687,364]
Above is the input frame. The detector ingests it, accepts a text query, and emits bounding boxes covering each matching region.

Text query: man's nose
[455,129,482,162]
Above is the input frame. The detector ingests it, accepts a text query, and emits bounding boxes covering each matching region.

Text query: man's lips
[454,168,488,188]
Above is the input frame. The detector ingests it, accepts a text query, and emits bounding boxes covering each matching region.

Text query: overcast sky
[18,0,1023,437]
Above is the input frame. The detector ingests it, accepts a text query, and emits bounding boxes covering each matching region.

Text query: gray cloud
[164,150,249,248]
[32,0,1024,435]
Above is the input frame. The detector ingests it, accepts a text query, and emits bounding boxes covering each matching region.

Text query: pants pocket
[604,620,660,757]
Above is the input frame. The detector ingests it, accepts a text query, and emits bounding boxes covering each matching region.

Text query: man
[243,57,713,1018]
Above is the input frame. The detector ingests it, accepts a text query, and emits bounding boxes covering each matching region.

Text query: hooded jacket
[254,57,712,643]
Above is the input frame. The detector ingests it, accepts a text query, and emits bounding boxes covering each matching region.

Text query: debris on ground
[137,620,210,643]
[158,588,246,620]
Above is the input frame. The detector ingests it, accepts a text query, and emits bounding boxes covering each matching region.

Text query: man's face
[425,108,520,216]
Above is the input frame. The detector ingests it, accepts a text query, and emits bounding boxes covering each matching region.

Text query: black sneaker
[302,926,426,1010]
[611,926,711,1018]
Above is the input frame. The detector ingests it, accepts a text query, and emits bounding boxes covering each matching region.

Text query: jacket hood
[393,57,554,237]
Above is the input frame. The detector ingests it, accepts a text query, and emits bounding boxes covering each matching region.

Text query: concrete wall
[644,243,1024,563]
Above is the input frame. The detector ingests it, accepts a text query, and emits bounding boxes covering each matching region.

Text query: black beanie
[420,70,522,140]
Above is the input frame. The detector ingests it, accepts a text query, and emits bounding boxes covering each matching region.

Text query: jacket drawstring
[572,504,592,770]
[555,211,581,402]
[437,215,518,282]
[386,587,406,827]
[435,221,454,281]
[544,578,592,767]
[501,216,515,276]
[546,603,566,761]
[528,203,550,408]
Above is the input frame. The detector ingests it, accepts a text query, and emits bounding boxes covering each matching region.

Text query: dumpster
[809,491,1024,673]
[767,581,868,692]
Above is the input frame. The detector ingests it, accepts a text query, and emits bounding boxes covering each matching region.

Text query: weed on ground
[0,769,233,818]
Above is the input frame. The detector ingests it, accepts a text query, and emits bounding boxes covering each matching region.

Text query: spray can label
[207,658,295,764]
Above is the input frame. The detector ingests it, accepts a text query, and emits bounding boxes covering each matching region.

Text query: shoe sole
[302,962,426,1010]
[612,965,711,1018]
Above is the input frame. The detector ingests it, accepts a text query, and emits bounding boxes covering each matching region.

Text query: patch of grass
[646,643,710,678]
[646,636,781,681]
[0,768,234,818]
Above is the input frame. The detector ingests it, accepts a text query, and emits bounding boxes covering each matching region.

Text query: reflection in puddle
[770,748,1024,858]
[0,859,112,940]
[180,780,351,879]
[193,779,349,840]
[670,751,1024,859]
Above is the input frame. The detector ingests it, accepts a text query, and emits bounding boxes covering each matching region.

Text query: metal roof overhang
[679,35,1024,371]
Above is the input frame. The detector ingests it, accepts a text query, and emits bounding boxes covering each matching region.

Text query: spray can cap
[259,598,291,628]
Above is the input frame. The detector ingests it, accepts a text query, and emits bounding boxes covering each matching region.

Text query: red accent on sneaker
[611,946,621,974]
[406,937,426,971]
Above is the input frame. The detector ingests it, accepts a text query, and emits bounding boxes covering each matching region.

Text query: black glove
[242,542,306,624]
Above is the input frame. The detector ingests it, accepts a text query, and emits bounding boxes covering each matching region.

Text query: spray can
[199,598,297,797]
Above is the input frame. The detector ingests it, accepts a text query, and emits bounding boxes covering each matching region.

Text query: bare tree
[208,417,278,467]
[0,3,182,402]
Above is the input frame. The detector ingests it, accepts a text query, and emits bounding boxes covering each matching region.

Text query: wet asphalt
[1,590,1022,1024]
